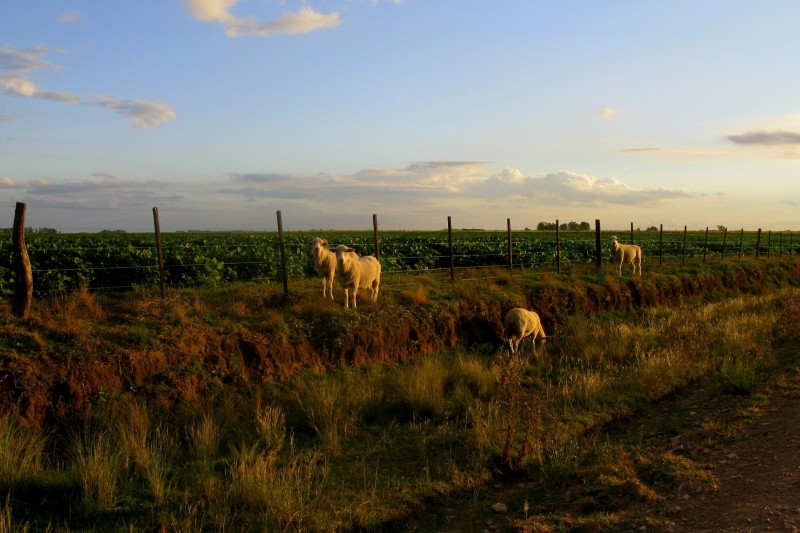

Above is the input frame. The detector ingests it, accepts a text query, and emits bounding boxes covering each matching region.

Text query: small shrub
[717,360,761,395]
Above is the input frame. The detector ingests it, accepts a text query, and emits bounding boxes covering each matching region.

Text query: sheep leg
[343,289,351,308]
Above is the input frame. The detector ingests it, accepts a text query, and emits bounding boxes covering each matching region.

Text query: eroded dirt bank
[2,261,799,426]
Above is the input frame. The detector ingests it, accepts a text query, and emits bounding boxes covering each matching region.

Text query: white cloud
[228,7,341,37]
[184,0,236,23]
[0,45,176,129]
[491,167,525,184]
[90,96,177,129]
[0,45,79,103]
[0,177,28,188]
[600,107,618,118]
[184,0,340,37]
[59,11,82,23]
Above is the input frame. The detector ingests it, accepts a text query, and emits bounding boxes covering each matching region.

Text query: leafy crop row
[0,229,796,295]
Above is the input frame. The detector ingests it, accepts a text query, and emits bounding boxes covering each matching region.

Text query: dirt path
[643,378,800,532]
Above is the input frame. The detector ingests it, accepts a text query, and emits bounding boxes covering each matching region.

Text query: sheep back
[504,308,546,342]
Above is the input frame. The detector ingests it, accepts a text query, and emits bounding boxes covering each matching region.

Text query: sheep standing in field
[503,308,547,356]
[333,245,381,309]
[609,236,643,276]
[308,237,337,299]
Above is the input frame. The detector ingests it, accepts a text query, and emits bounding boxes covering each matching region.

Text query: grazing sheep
[609,236,642,276]
[308,237,337,300]
[333,245,381,309]
[503,308,547,356]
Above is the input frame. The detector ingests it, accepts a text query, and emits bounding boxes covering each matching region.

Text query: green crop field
[1,228,795,295]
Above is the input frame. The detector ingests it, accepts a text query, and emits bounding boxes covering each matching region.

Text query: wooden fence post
[372,214,380,260]
[507,218,513,273]
[767,230,772,258]
[682,225,687,264]
[658,224,663,267]
[594,219,602,270]
[276,210,289,299]
[447,216,455,282]
[12,202,33,318]
[721,228,728,260]
[556,219,561,274]
[630,222,634,244]
[755,228,762,258]
[703,227,709,263]
[738,229,744,259]
[152,207,165,299]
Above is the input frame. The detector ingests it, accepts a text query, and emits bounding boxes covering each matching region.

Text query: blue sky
[2,1,800,232]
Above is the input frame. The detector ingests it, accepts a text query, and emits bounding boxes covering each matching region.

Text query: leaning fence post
[447,216,455,282]
[658,224,663,267]
[556,219,561,274]
[12,202,33,318]
[594,219,602,270]
[507,218,513,273]
[152,207,166,299]
[703,227,709,263]
[755,228,762,259]
[276,210,289,299]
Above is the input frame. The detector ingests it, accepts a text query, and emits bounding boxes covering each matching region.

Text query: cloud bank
[1,163,704,230]
[184,0,340,37]
[0,45,176,129]
[220,162,691,208]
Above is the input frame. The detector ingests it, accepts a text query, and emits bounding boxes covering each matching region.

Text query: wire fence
[2,203,797,301]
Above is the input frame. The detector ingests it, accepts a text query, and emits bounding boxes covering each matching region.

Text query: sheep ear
[321,239,329,247]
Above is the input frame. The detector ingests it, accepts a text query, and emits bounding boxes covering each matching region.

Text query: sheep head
[308,237,329,250]
[334,245,358,265]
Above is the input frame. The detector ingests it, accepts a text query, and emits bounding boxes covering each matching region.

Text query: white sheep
[609,236,642,276]
[308,237,337,300]
[503,308,547,356]
[333,245,381,309]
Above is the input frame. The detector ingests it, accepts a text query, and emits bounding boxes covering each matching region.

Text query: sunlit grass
[1,277,796,530]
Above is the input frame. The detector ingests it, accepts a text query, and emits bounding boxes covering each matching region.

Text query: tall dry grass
[0,411,47,490]
[69,431,123,512]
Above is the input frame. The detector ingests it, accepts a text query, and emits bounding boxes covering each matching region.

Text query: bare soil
[632,366,800,533]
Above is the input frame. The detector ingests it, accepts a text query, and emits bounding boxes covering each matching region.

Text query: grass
[1,262,799,530]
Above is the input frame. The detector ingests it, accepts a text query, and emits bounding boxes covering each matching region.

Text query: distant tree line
[0,227,60,235]
[535,221,592,231]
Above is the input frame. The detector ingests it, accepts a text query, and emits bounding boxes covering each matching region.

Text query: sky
[2,1,800,232]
